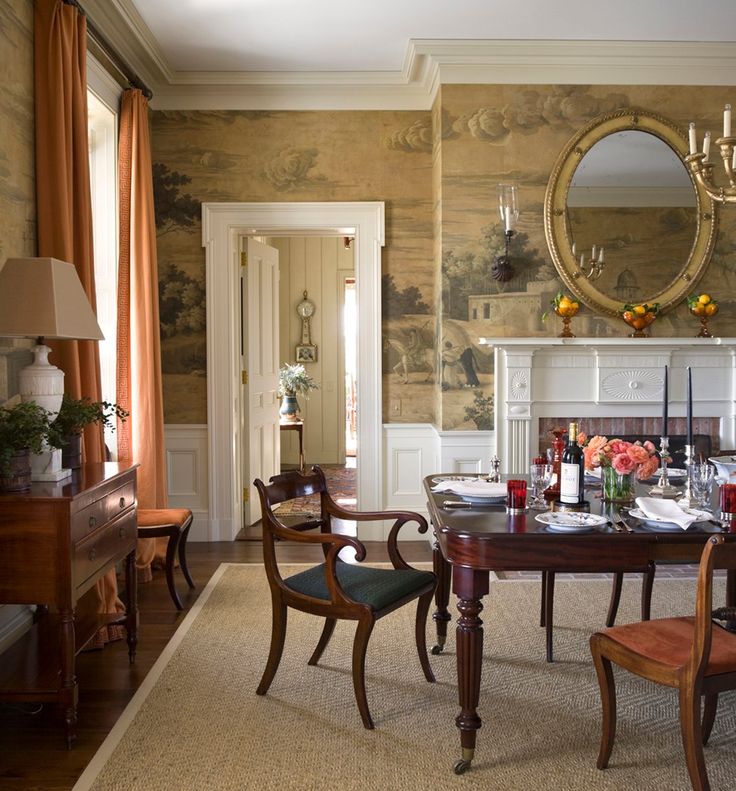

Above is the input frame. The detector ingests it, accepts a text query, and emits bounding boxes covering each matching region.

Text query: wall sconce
[492,184,518,282]
[685,104,736,204]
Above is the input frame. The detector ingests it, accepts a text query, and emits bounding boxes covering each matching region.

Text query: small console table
[279,419,305,472]
[0,462,138,746]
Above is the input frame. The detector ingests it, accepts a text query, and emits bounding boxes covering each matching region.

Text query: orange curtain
[117,89,169,577]
[34,0,121,646]
[33,0,105,463]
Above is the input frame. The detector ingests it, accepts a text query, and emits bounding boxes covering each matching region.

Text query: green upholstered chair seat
[285,562,434,611]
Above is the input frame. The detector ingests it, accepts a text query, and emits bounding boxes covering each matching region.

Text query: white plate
[431,475,480,484]
[458,494,506,505]
[642,467,687,483]
[628,507,710,531]
[534,512,609,533]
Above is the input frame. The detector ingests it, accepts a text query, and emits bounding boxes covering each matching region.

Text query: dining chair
[253,466,437,729]
[541,567,655,662]
[589,535,736,791]
[137,508,195,610]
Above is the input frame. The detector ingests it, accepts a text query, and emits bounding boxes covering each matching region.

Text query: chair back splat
[253,465,437,729]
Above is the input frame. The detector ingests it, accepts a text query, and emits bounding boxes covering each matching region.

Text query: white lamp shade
[0,257,104,340]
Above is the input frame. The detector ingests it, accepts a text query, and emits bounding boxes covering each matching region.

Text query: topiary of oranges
[687,293,717,317]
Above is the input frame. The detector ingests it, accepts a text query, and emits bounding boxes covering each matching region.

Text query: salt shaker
[489,455,501,483]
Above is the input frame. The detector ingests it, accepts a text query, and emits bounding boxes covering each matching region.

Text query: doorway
[202,202,385,540]
[265,235,355,476]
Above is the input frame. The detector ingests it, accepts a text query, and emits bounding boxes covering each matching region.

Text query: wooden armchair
[253,466,437,729]
[590,535,736,791]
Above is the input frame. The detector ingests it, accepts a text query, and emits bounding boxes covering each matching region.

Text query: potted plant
[48,395,129,469]
[278,363,318,422]
[0,400,51,492]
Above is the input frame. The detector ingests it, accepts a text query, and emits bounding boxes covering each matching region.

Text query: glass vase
[601,466,636,504]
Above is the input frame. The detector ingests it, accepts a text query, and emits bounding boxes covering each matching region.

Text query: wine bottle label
[559,463,581,504]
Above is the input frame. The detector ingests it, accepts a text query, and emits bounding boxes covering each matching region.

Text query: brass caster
[453,759,471,775]
[431,644,443,655]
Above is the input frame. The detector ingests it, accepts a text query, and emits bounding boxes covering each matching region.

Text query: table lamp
[0,257,104,481]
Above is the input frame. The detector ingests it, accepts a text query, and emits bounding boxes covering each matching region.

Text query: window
[87,56,121,455]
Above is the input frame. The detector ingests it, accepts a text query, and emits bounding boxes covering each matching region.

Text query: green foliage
[381,274,430,318]
[152,163,200,233]
[278,364,319,397]
[48,395,128,448]
[464,391,494,431]
[159,262,206,338]
[0,401,51,475]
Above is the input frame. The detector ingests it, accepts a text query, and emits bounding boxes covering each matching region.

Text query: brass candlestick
[648,436,679,498]
[685,138,736,204]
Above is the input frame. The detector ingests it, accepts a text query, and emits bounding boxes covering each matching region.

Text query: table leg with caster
[452,566,489,774]
[431,537,451,654]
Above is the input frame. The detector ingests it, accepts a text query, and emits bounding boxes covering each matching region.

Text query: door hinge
[240,251,247,267]
[242,370,248,385]
[243,487,249,503]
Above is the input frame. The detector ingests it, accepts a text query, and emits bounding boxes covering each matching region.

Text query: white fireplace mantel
[479,337,736,474]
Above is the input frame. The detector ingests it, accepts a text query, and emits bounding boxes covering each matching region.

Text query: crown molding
[79,4,736,111]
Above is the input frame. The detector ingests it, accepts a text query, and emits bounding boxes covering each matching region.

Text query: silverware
[442,500,473,509]
[614,513,635,533]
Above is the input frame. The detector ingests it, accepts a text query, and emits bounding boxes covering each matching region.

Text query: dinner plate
[431,475,480,484]
[534,512,608,533]
[458,494,506,505]
[628,507,710,531]
[641,467,687,484]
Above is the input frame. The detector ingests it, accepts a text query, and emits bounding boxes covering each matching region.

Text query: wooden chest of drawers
[0,463,138,746]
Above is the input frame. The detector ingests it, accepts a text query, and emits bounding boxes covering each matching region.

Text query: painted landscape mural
[152,84,736,429]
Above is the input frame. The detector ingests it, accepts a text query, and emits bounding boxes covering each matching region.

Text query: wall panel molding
[164,424,210,541]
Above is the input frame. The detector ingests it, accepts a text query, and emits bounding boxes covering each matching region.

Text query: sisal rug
[74,565,736,791]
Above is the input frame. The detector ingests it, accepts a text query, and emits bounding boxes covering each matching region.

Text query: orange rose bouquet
[582,435,659,481]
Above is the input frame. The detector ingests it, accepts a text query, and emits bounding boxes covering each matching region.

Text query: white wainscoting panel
[438,430,496,475]
[164,425,210,541]
[382,424,438,540]
[382,424,495,543]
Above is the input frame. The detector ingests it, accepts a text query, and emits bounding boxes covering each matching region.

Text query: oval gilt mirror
[544,109,717,317]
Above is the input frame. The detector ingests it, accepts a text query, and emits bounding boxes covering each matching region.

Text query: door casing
[202,201,385,541]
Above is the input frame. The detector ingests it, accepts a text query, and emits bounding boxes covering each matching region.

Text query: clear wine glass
[529,462,552,510]
[690,462,716,511]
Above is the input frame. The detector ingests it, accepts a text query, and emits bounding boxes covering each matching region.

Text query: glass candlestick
[678,444,697,509]
[648,436,679,498]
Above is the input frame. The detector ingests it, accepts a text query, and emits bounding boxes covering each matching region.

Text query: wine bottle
[559,421,585,505]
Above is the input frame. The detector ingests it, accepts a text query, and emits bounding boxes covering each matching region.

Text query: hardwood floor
[0,539,432,790]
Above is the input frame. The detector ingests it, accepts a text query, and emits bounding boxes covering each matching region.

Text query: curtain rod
[63,0,154,100]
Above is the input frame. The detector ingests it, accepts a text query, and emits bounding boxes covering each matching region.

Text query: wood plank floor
[0,539,432,791]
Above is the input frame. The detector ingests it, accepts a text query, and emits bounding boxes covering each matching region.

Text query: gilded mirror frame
[544,108,717,317]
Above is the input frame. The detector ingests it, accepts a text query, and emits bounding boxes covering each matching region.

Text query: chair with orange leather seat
[589,535,736,791]
[253,465,436,729]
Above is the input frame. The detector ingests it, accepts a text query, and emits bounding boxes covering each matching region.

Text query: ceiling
[128,0,736,72]
[85,1,736,109]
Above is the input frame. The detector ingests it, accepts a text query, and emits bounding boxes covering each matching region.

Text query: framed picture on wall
[296,344,317,363]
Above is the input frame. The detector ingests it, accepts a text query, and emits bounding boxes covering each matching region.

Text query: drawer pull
[118,526,126,538]
[119,497,126,509]
[89,516,97,529]
[88,547,97,561]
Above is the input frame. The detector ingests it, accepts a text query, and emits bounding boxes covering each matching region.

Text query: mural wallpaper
[151,109,434,424]
[152,84,736,429]
[0,0,35,263]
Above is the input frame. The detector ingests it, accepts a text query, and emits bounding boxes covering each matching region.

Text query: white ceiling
[129,0,736,72]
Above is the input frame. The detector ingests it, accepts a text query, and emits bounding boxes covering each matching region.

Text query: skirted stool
[137,508,195,610]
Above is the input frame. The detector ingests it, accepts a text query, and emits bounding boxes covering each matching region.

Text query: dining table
[423,474,736,775]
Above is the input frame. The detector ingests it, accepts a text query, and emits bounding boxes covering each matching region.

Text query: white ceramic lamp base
[30,447,72,482]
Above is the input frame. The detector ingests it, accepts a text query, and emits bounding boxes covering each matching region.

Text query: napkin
[634,497,699,530]
[431,480,507,498]
[585,467,601,480]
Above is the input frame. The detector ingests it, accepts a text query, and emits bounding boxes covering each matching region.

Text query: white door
[241,237,280,524]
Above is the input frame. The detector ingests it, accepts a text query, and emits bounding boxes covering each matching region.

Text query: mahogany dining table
[423,475,736,774]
